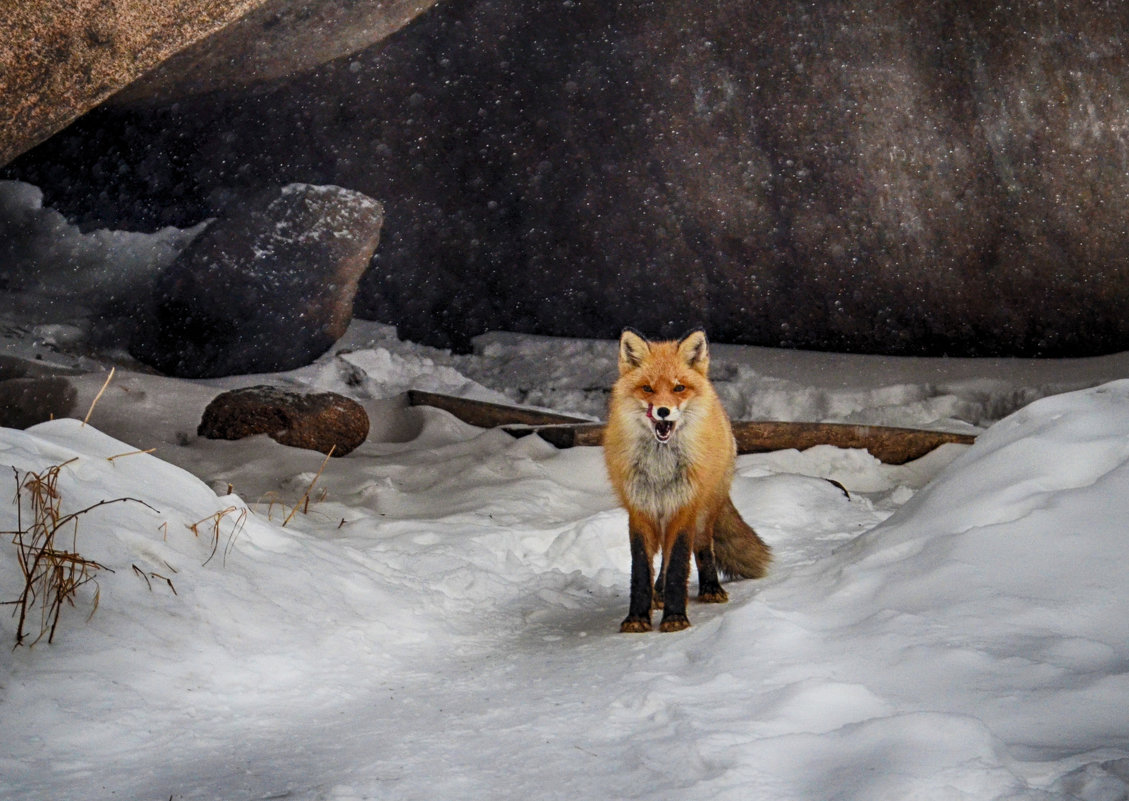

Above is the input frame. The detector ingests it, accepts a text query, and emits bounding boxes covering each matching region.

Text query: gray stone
[130,184,383,378]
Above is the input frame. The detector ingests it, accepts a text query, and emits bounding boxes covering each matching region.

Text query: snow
[3,178,1129,799]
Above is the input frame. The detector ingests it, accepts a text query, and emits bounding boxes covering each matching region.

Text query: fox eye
[641,385,654,394]
[673,384,686,393]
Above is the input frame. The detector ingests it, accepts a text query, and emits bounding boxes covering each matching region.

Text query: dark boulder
[0,356,79,429]
[0,357,80,431]
[130,183,383,378]
[0,377,77,430]
[197,385,369,456]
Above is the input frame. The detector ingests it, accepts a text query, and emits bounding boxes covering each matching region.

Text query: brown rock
[0,0,268,167]
[129,183,384,378]
[198,385,369,456]
[113,0,440,105]
[0,0,439,168]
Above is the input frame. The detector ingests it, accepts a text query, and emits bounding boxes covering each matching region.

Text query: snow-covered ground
[3,179,1129,800]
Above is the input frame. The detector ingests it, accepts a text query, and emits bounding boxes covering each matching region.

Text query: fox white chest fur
[620,411,697,521]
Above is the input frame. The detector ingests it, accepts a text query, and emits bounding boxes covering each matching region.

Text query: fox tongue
[653,419,675,442]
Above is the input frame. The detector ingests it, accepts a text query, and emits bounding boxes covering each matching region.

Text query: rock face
[0,0,267,168]
[129,184,384,378]
[197,385,369,456]
[9,0,1129,357]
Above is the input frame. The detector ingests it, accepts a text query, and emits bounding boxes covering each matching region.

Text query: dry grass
[131,564,178,595]
[257,490,283,521]
[2,461,155,646]
[106,448,157,461]
[187,506,248,566]
[282,445,335,527]
[82,367,115,427]
[258,488,327,522]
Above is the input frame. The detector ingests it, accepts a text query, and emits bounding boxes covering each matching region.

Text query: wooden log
[501,422,973,465]
[407,390,976,465]
[406,389,590,428]
[502,423,606,449]
[730,421,974,465]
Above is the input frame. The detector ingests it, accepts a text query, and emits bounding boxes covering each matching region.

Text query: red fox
[603,328,771,632]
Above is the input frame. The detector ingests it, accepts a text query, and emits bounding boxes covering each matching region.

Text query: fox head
[614,328,711,444]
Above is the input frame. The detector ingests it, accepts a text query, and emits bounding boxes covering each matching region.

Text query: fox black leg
[659,533,692,632]
[621,533,654,632]
[695,545,728,603]
[653,556,666,610]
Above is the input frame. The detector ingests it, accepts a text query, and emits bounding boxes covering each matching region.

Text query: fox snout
[645,403,680,443]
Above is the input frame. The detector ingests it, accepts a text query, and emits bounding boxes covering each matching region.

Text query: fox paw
[620,617,653,633]
[659,614,691,633]
[698,589,729,604]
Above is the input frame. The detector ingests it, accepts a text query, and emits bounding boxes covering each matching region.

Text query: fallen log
[406,389,590,427]
[406,389,976,465]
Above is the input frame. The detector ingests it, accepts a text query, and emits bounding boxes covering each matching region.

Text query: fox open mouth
[652,420,676,442]
[645,404,677,443]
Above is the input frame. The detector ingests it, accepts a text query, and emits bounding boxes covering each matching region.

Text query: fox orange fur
[603,328,771,632]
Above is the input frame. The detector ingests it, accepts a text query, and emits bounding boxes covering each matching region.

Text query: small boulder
[198,385,369,456]
[130,183,384,378]
[0,377,77,429]
[0,356,79,429]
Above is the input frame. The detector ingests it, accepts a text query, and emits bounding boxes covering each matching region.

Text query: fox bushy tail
[713,497,771,579]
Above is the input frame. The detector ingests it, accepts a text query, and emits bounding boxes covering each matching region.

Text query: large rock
[0,0,438,168]
[10,0,1129,357]
[198,385,369,456]
[113,0,439,105]
[129,183,383,378]
[0,0,267,168]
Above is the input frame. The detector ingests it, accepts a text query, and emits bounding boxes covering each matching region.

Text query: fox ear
[677,329,710,374]
[618,328,650,374]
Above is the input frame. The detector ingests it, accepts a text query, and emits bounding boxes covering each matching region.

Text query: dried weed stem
[283,446,335,527]
[3,461,156,646]
[82,367,115,427]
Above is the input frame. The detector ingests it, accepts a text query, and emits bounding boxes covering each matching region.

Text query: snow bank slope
[2,382,1129,800]
[730,379,1129,798]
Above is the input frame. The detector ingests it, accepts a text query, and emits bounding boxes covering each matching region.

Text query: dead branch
[406,389,590,427]
[408,390,975,465]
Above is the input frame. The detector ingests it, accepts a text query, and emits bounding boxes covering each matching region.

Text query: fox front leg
[621,532,655,632]
[658,532,692,632]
